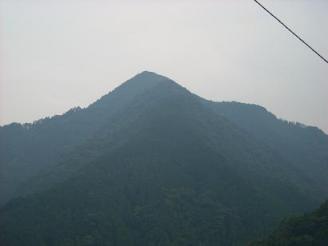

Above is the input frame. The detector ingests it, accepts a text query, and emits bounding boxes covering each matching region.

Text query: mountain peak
[130,70,173,84]
[114,71,186,97]
[89,71,185,110]
[137,70,161,76]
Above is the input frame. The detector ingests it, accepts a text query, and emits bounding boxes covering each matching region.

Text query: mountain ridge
[1,71,327,204]
[2,71,325,135]
[1,71,328,246]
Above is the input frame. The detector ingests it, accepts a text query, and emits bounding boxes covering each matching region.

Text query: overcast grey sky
[0,0,327,132]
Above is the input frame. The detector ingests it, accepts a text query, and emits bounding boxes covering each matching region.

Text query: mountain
[207,101,328,197]
[0,72,168,204]
[250,200,328,245]
[0,71,327,246]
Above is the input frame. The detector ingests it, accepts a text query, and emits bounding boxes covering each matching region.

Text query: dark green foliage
[207,101,328,198]
[0,72,165,204]
[250,201,328,246]
[1,71,328,246]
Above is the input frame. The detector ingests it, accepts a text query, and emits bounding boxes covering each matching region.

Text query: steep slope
[0,72,326,246]
[208,101,328,197]
[0,72,168,204]
[250,200,328,245]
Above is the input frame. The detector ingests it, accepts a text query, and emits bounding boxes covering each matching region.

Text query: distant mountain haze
[0,72,327,246]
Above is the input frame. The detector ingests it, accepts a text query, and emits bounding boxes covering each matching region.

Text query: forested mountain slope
[208,101,328,196]
[251,200,328,245]
[0,72,327,246]
[0,72,167,204]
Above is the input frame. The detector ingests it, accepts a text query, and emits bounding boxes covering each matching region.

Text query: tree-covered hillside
[0,72,166,204]
[1,72,327,246]
[251,200,328,246]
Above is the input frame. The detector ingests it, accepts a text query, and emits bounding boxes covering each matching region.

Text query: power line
[253,0,328,64]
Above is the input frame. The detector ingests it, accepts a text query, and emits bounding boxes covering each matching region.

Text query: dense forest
[251,200,328,245]
[1,72,327,246]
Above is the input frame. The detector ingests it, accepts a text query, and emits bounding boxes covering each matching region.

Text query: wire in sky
[253,0,328,64]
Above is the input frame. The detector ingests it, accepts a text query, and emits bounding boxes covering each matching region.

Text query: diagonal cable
[253,0,328,64]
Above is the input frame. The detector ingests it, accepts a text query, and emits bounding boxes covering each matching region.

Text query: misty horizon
[1,0,327,133]
[1,1,328,245]
[1,70,327,135]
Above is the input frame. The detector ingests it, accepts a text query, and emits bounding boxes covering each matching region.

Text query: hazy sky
[1,0,327,133]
